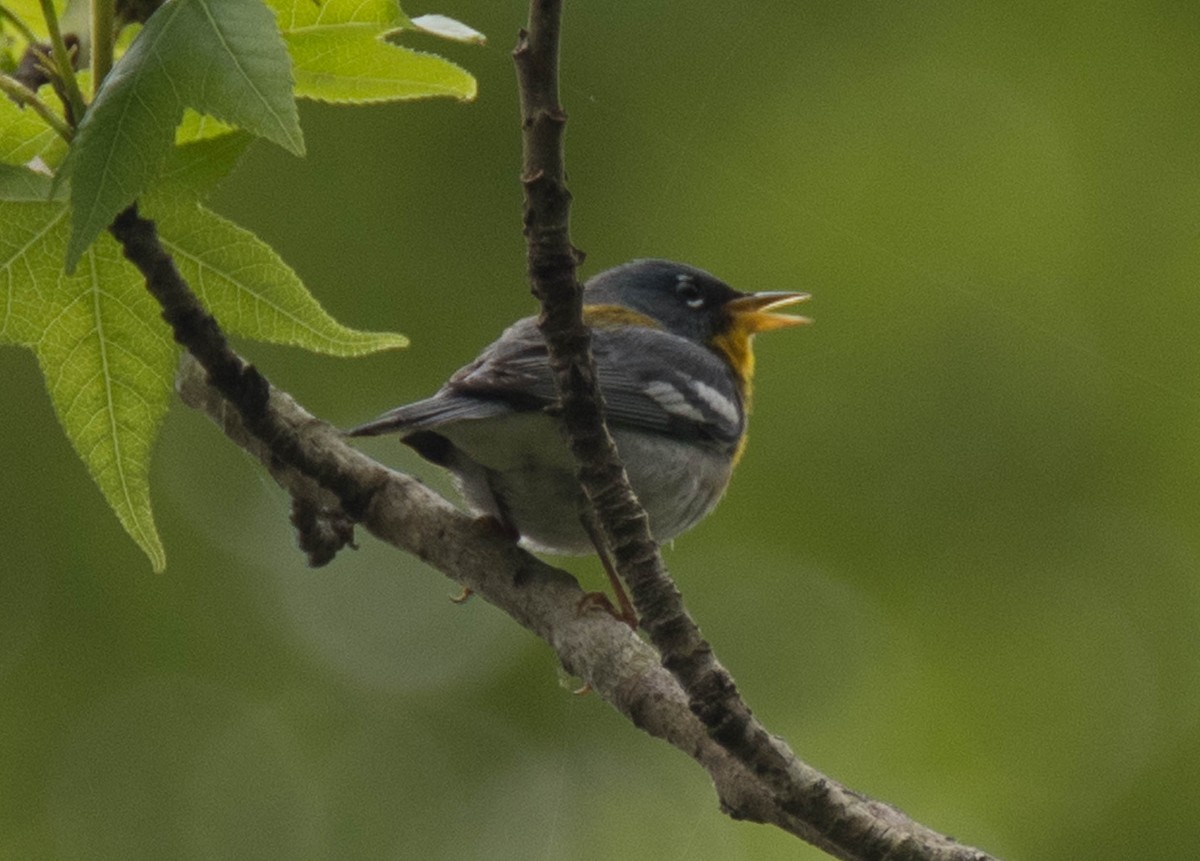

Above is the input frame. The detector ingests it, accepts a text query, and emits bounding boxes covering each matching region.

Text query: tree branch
[109,204,375,521]
[105,195,995,857]
[174,356,991,861]
[96,7,998,858]
[514,0,729,745]
[510,3,997,859]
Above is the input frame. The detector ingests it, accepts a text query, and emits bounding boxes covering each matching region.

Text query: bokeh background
[3,1,1199,858]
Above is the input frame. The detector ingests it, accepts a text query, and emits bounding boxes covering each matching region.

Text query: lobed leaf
[1,195,172,570]
[154,130,253,199]
[62,0,303,271]
[0,161,61,202]
[2,164,405,571]
[0,91,69,168]
[1,0,449,571]
[145,197,408,355]
[266,0,410,31]
[174,109,238,146]
[263,0,476,104]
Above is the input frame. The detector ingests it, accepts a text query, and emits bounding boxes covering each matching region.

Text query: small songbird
[349,260,809,623]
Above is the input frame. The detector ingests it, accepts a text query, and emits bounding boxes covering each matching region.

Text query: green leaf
[155,130,252,200]
[263,0,476,104]
[0,162,62,201]
[144,197,408,354]
[62,0,303,271]
[174,109,238,145]
[268,0,408,31]
[0,90,69,168]
[0,196,172,570]
[1,176,403,571]
[1,0,60,38]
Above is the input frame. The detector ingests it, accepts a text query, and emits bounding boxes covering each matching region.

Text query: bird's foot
[576,590,639,630]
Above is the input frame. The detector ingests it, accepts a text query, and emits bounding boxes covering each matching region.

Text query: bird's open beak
[726,291,811,333]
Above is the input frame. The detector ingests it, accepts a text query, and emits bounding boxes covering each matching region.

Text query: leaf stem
[36,0,87,124]
[0,3,41,45]
[90,0,115,93]
[0,72,74,140]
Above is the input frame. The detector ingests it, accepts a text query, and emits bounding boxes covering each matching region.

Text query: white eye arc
[676,276,705,309]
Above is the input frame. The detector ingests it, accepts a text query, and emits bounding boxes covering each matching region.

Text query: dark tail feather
[347,395,513,438]
[345,417,454,466]
[345,410,410,437]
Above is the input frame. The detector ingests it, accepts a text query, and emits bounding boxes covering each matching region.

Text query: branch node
[291,496,356,566]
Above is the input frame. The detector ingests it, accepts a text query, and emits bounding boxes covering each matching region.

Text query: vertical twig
[0,4,41,44]
[35,0,85,122]
[512,4,997,860]
[513,0,691,666]
[100,2,998,855]
[513,0,769,781]
[91,0,115,93]
[512,0,807,831]
[0,72,74,139]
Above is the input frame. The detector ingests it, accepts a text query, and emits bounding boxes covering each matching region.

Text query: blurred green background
[3,1,1199,858]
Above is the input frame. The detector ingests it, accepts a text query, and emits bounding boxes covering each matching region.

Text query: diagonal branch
[100,6,997,858]
[110,197,994,858]
[171,355,948,858]
[514,0,722,721]
[511,2,997,859]
[512,0,804,817]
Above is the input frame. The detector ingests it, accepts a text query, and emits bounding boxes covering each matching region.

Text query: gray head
[582,259,748,343]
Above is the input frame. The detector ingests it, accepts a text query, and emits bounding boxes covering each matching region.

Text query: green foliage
[155,127,253,196]
[0,85,69,166]
[0,158,60,198]
[61,0,305,270]
[0,0,482,567]
[0,0,59,38]
[0,162,406,569]
[1,173,176,568]
[264,0,476,103]
[147,196,410,356]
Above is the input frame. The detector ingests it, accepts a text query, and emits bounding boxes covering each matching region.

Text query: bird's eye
[676,276,705,309]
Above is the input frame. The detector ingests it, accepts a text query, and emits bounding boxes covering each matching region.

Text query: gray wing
[346,318,550,437]
[349,317,744,449]
[595,325,745,448]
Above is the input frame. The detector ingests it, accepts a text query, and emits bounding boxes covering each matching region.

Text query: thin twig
[0,3,41,45]
[513,0,695,676]
[511,2,998,859]
[513,0,784,799]
[97,5,996,857]
[91,0,115,94]
[108,204,374,516]
[108,186,996,861]
[35,0,85,123]
[0,71,73,140]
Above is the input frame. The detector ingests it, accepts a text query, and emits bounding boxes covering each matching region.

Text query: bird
[349,259,809,625]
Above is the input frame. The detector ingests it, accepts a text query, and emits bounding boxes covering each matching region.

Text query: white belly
[436,413,733,555]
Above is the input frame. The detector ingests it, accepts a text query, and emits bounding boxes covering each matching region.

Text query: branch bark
[514,0,757,773]
[174,356,993,861]
[97,7,1001,859]
[108,206,997,859]
[509,3,997,858]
